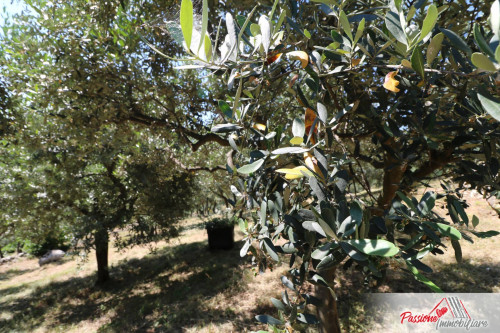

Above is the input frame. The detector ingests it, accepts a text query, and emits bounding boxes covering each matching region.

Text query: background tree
[174,0,500,331]
[0,0,228,283]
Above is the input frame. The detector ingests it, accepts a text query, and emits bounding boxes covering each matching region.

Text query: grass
[0,188,499,333]
[334,186,500,332]
[0,218,285,332]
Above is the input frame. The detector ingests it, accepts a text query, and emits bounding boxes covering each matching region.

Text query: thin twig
[320,64,484,77]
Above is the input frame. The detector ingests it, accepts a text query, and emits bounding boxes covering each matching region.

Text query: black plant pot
[206,226,234,250]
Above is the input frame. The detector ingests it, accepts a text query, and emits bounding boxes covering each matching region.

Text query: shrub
[205,217,235,230]
[27,234,70,257]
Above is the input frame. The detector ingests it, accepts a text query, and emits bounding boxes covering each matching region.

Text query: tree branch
[373,136,408,215]
[189,132,230,151]
[161,147,226,173]
[320,63,485,78]
[124,112,229,151]
[400,146,456,191]
[357,153,384,169]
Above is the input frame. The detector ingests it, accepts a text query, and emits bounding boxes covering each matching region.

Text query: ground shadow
[0,284,26,299]
[0,267,38,282]
[335,258,500,294]
[334,259,500,332]
[0,239,271,332]
[6,237,497,332]
[384,259,500,293]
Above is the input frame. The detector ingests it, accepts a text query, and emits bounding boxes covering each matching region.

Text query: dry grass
[0,217,286,333]
[383,186,500,293]
[335,186,500,332]
[0,187,498,333]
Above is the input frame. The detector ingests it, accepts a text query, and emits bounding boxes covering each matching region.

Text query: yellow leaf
[304,152,325,181]
[289,74,299,88]
[305,108,318,144]
[287,51,309,68]
[266,52,283,65]
[253,123,266,131]
[304,152,316,170]
[351,58,361,67]
[383,71,400,92]
[305,108,316,129]
[290,136,304,145]
[417,79,425,87]
[276,166,313,179]
[401,59,412,69]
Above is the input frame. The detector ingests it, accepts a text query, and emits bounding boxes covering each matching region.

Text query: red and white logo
[400,297,488,330]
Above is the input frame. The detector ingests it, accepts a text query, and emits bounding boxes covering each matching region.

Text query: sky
[0,0,27,25]
[0,0,34,38]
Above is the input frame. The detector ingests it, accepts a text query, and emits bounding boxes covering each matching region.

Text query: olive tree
[172,0,500,331]
[0,0,216,283]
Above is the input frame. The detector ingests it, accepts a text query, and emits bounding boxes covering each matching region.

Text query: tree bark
[316,267,341,333]
[377,156,408,213]
[95,228,110,285]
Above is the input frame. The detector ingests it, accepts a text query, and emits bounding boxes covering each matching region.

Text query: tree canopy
[0,0,230,283]
[172,0,500,330]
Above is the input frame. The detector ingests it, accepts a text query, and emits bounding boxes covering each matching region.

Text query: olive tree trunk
[95,228,110,285]
[316,267,341,333]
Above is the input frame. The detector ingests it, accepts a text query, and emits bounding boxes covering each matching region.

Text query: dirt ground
[0,188,498,333]
[334,188,500,332]
[0,218,287,332]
